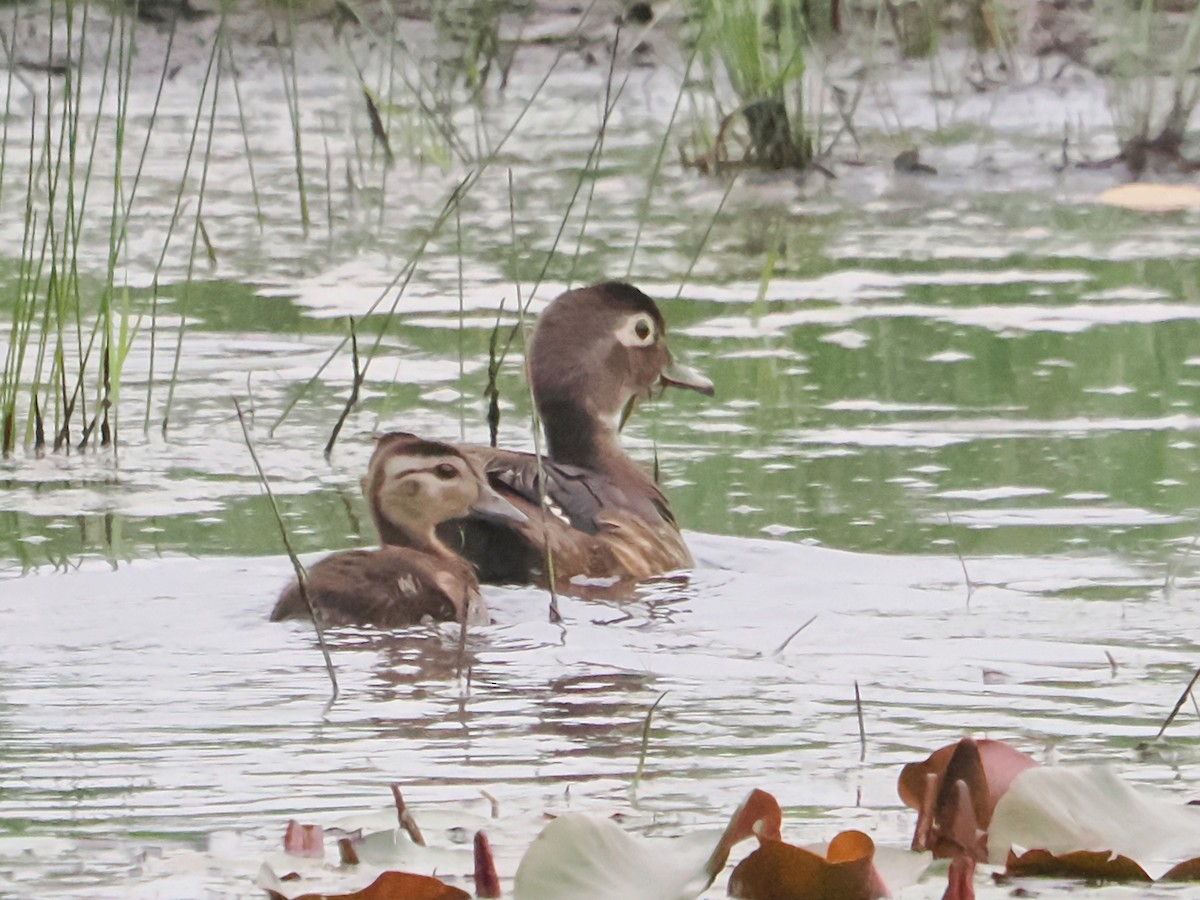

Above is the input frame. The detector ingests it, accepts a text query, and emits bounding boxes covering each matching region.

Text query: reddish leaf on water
[938,777,983,861]
[284,820,325,859]
[702,788,784,881]
[728,830,887,900]
[391,784,427,846]
[1006,847,1152,882]
[275,870,472,900]
[899,738,1037,858]
[338,837,361,866]
[941,856,976,900]
[474,830,500,898]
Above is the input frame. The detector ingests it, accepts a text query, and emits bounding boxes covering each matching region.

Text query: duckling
[435,281,713,589]
[270,434,525,628]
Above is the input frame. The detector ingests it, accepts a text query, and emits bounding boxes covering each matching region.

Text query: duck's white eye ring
[617,314,656,347]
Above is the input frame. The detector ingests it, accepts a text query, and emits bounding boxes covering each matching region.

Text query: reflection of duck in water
[270,433,525,628]
[438,282,714,591]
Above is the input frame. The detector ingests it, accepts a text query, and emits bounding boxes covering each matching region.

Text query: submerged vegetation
[1094,0,1200,174]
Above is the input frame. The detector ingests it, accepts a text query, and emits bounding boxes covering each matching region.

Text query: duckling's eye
[635,319,651,341]
[434,463,458,480]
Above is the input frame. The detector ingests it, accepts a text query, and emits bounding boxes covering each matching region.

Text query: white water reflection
[2,534,1198,897]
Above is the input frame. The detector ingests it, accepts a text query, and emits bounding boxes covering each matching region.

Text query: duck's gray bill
[661,358,715,396]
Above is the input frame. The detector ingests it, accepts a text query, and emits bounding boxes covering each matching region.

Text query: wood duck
[436,281,713,590]
[270,433,526,628]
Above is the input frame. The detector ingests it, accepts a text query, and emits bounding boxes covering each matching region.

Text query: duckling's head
[528,282,713,427]
[364,433,525,552]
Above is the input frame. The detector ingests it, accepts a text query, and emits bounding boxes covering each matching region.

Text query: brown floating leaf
[1163,856,1200,881]
[899,737,1037,858]
[1006,847,1152,882]
[728,830,886,900]
[272,870,471,900]
[283,820,325,859]
[989,763,1200,878]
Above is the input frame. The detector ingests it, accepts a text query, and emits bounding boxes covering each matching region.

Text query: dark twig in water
[32,395,44,451]
[945,511,975,604]
[456,585,471,682]
[484,302,505,448]
[1153,666,1200,741]
[854,680,867,762]
[361,86,394,167]
[634,691,668,791]
[323,317,363,460]
[1105,651,1118,677]
[774,614,817,655]
[390,785,426,846]
[234,398,338,703]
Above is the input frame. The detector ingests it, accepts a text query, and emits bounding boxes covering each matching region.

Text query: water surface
[2,7,1200,897]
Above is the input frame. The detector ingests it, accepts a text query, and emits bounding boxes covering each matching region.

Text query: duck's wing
[465,448,607,534]
[442,447,686,587]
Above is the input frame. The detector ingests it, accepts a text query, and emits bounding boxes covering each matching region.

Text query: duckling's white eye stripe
[615,313,656,347]
[383,455,464,479]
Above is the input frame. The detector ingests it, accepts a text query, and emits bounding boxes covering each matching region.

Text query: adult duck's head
[364,433,525,553]
[528,282,713,465]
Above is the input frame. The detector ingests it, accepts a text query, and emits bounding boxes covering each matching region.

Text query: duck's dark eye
[635,319,651,341]
[434,463,458,480]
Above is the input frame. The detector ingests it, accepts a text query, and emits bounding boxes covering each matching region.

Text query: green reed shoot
[633,691,667,791]
[688,0,814,170]
[274,0,310,230]
[161,18,225,436]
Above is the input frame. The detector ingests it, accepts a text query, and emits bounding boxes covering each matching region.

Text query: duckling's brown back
[270,547,482,628]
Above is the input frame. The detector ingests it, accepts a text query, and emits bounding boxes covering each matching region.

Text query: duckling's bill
[470,487,528,523]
